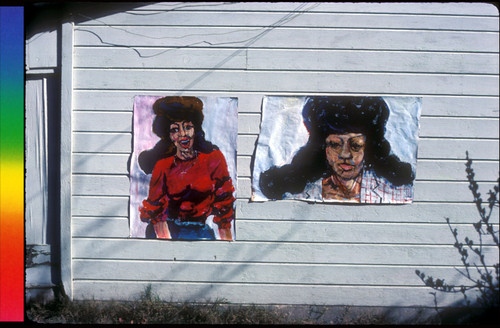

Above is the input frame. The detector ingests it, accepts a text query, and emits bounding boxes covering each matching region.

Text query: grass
[26,286,295,324]
[24,285,391,325]
[25,285,499,324]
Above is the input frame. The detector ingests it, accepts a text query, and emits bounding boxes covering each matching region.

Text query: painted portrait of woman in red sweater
[130,96,237,241]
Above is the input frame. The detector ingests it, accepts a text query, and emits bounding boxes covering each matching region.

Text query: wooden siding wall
[68,2,499,307]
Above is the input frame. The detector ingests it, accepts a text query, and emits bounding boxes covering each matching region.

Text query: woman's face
[325,133,366,180]
[169,120,195,159]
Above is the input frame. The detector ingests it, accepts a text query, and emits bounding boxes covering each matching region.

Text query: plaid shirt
[284,169,413,204]
[359,169,413,204]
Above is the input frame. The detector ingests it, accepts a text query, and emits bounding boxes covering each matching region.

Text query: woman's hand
[154,221,171,239]
[218,228,232,241]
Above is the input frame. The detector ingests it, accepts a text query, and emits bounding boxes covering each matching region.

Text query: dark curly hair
[138,96,217,174]
[259,96,415,200]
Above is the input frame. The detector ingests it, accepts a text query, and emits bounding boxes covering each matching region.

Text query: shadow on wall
[26,2,143,38]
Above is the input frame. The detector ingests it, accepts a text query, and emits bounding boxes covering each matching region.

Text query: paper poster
[252,96,421,204]
[130,96,238,240]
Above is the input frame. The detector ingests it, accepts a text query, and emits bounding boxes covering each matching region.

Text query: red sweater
[139,149,235,229]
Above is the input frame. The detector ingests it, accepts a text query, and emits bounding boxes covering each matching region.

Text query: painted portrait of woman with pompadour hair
[252,96,421,204]
[129,96,238,240]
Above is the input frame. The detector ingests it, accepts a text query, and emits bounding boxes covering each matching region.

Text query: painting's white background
[47,2,500,306]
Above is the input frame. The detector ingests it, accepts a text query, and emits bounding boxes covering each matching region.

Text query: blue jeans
[145,219,216,240]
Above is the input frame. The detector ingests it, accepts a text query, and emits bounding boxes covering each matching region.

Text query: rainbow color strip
[0,6,24,322]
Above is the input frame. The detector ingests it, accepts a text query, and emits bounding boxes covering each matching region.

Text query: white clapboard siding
[71,260,490,287]
[235,201,499,224]
[73,133,131,153]
[71,238,499,267]
[73,69,499,96]
[136,2,497,16]
[234,221,499,245]
[72,154,130,174]
[72,217,498,246]
[72,217,130,238]
[73,27,499,53]
[73,196,129,217]
[66,2,500,308]
[76,10,499,31]
[75,48,499,75]
[72,280,476,307]
[74,91,499,117]
[416,139,498,160]
[414,160,499,181]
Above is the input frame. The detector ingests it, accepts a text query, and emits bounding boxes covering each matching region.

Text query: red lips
[179,138,191,149]
[339,163,354,171]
